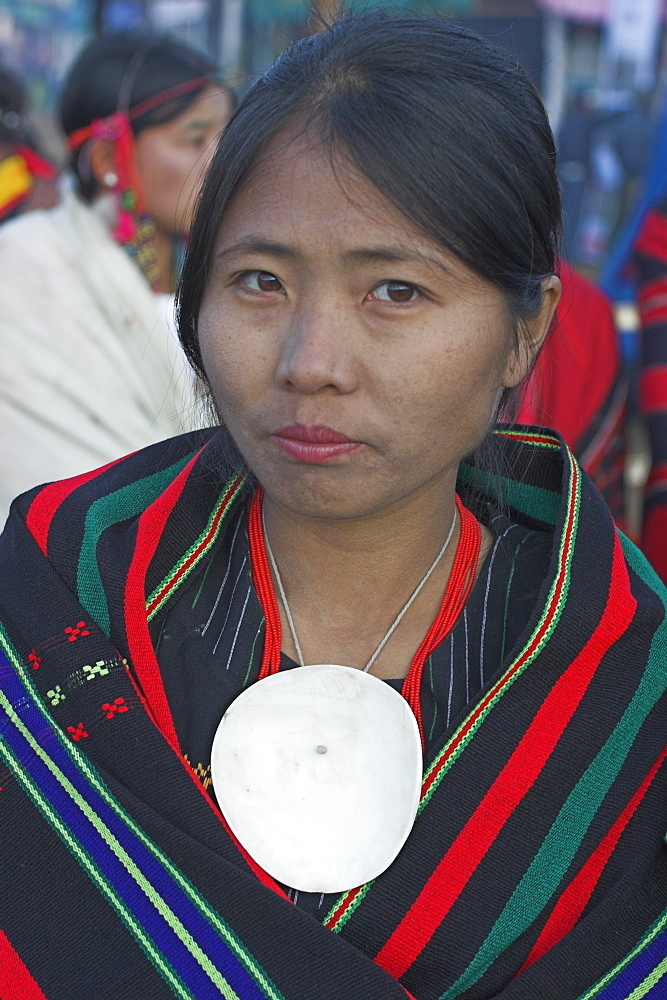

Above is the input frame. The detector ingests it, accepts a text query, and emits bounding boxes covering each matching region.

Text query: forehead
[216,132,431,252]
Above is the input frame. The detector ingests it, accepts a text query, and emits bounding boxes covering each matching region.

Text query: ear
[502,274,562,388]
[88,139,117,191]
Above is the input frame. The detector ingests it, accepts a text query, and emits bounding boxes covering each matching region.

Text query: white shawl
[0,188,198,525]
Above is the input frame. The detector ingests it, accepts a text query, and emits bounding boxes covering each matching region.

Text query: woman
[0,14,665,1000]
[0,33,231,524]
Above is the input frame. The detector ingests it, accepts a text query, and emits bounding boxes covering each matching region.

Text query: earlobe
[88,140,117,192]
[502,274,562,388]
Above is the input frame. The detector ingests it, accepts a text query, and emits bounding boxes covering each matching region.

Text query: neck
[263,476,458,568]
[261,476,486,678]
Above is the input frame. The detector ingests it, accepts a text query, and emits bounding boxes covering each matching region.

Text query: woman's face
[198,135,552,521]
[134,85,231,237]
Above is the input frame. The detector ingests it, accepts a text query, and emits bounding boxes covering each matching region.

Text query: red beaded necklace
[247,489,482,747]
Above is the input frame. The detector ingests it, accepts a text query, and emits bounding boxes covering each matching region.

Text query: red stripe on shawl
[637,277,667,326]
[0,931,48,999]
[635,210,667,262]
[637,276,667,304]
[123,452,201,750]
[517,742,667,975]
[145,474,245,617]
[637,277,667,327]
[498,431,560,447]
[640,367,667,415]
[374,531,636,980]
[418,460,579,810]
[122,459,288,898]
[25,454,131,555]
[247,488,282,680]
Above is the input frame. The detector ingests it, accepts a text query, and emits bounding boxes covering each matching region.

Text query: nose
[275,298,358,396]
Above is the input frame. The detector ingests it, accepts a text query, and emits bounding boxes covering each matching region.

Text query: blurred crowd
[0,14,665,583]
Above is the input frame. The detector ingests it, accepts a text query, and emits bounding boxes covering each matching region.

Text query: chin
[258,465,400,522]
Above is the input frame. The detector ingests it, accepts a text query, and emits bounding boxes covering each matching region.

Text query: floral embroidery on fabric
[67,723,89,741]
[46,685,65,706]
[28,650,42,670]
[83,661,110,680]
[102,697,128,719]
[64,622,90,642]
[39,656,126,705]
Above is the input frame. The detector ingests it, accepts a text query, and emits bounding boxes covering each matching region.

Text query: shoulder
[0,200,59,253]
[0,191,94,285]
[6,428,220,543]
[0,187,109,256]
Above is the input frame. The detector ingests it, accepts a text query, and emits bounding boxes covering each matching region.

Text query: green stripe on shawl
[0,646,196,997]
[146,473,247,621]
[326,450,580,934]
[0,625,285,1000]
[457,462,561,526]
[578,910,667,1000]
[439,537,667,1000]
[76,456,194,634]
[625,958,667,999]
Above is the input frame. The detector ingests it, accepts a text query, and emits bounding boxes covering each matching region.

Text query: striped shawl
[0,426,666,1000]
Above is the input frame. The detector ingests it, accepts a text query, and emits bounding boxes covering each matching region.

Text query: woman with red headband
[0,32,231,526]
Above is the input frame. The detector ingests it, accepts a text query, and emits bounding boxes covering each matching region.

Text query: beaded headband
[65,75,214,152]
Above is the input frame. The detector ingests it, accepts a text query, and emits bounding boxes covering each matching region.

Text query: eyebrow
[342,247,447,271]
[180,118,221,132]
[215,238,450,272]
[215,239,299,261]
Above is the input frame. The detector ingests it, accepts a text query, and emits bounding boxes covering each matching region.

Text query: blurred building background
[4,0,667,277]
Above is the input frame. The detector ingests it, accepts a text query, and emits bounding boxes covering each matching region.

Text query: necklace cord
[362,508,458,673]
[401,497,481,748]
[262,501,459,673]
[248,489,483,747]
[248,488,282,679]
[263,518,306,667]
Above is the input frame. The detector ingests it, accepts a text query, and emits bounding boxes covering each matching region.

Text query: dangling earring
[103,170,119,189]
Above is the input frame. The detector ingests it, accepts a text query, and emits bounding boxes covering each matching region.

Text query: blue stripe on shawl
[0,651,270,1000]
[593,924,667,999]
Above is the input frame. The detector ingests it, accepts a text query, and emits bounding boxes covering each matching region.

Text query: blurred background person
[518,264,627,527]
[0,31,231,525]
[632,196,667,582]
[0,65,59,223]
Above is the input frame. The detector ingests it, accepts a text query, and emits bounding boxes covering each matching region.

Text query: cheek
[198,308,261,414]
[142,150,199,213]
[392,331,508,443]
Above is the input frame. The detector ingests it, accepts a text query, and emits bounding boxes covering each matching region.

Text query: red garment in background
[518,265,626,526]
[633,200,667,584]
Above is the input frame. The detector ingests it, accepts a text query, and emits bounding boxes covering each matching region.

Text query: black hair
[0,67,25,145]
[60,31,218,201]
[177,12,561,474]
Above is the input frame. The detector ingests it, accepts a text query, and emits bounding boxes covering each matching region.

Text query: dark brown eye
[374,281,418,302]
[244,271,284,293]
